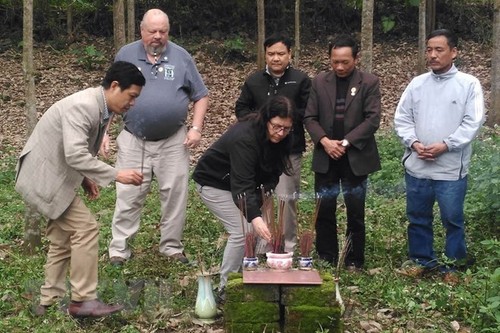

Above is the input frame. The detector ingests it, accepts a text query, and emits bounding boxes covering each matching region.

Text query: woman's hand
[251,217,272,242]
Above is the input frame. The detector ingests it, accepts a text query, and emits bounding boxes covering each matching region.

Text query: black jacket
[235,66,311,154]
[192,121,283,221]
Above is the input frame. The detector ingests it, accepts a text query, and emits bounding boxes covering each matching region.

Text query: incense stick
[140,138,145,190]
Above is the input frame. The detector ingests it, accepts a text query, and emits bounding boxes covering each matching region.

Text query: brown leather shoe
[33,302,68,316]
[34,304,49,316]
[68,299,124,318]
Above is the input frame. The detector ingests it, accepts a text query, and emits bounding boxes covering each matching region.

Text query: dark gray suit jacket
[304,68,381,176]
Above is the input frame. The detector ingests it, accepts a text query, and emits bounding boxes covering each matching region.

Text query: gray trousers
[275,153,302,252]
[195,183,254,289]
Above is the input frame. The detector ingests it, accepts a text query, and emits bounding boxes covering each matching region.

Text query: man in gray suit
[15,61,145,318]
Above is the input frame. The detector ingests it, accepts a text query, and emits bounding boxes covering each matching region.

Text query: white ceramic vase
[195,274,217,323]
[243,257,259,271]
[298,256,313,270]
[266,252,293,271]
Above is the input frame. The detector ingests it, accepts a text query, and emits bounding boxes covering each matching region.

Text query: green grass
[0,128,498,332]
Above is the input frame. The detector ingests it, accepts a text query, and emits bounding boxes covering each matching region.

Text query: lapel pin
[351,87,357,96]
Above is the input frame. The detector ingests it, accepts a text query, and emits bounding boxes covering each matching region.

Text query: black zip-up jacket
[192,121,282,221]
[235,66,311,154]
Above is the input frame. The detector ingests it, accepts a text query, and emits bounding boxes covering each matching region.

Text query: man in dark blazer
[15,61,145,317]
[304,34,381,271]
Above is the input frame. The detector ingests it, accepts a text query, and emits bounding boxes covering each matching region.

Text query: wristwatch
[341,139,349,147]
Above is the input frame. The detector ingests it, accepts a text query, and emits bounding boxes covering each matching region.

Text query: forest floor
[0,37,494,333]
[0,36,493,162]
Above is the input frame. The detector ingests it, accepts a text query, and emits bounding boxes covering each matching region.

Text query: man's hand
[413,141,447,161]
[320,137,347,160]
[82,177,99,200]
[99,133,111,158]
[251,217,272,242]
[183,128,202,149]
[116,170,143,185]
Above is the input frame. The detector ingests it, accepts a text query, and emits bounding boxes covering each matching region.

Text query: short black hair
[102,61,146,90]
[264,32,292,51]
[328,34,359,58]
[426,29,458,49]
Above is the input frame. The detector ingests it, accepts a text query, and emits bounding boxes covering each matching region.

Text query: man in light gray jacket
[15,61,145,317]
[394,29,484,279]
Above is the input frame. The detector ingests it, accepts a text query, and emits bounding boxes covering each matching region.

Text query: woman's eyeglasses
[269,121,293,134]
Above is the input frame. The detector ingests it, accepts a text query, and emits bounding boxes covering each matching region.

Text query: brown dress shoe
[33,302,68,316]
[68,299,124,318]
[34,304,49,316]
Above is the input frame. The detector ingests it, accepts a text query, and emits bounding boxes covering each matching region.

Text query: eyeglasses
[269,121,293,134]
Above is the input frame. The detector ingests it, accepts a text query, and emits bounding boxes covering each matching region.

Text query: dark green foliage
[466,128,500,223]
[0,1,494,44]
[72,45,108,70]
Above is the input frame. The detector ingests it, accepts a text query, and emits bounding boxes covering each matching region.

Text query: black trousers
[314,156,367,268]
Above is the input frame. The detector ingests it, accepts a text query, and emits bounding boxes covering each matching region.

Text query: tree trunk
[257,0,265,70]
[113,0,126,51]
[23,0,42,254]
[425,0,436,35]
[360,0,374,73]
[417,0,427,74]
[66,3,73,39]
[489,0,500,127]
[126,0,135,43]
[293,0,300,67]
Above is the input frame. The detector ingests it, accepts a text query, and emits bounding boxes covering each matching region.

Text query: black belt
[124,127,164,142]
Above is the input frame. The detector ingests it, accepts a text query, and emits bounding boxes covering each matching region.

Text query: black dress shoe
[68,299,124,318]
[169,252,189,264]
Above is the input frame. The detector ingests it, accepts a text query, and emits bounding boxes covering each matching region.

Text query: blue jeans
[405,173,468,269]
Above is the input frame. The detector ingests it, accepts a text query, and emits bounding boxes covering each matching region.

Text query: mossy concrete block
[228,272,243,281]
[284,305,343,333]
[281,273,336,307]
[225,322,281,333]
[226,274,279,303]
[224,301,280,323]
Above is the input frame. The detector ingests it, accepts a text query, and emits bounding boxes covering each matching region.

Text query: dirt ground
[0,38,492,163]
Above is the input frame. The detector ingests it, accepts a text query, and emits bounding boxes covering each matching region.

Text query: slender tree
[113,0,126,51]
[23,0,42,254]
[257,0,265,69]
[360,0,374,73]
[417,0,427,74]
[426,0,436,35]
[126,0,135,43]
[490,0,500,126]
[66,1,73,39]
[293,0,301,67]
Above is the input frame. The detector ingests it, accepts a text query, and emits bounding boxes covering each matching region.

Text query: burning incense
[299,231,314,257]
[298,194,321,257]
